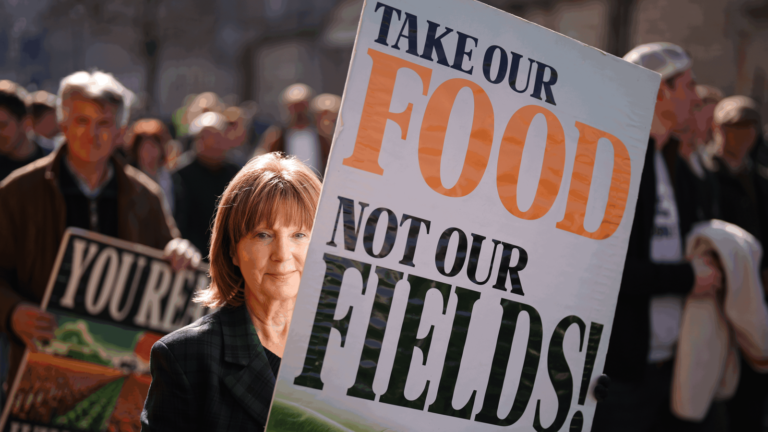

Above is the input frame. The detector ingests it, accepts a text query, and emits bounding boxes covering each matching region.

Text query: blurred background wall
[1,0,766,125]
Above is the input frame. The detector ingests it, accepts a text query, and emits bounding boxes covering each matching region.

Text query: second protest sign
[267,0,660,431]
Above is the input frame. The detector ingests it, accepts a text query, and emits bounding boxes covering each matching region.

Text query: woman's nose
[271,237,293,262]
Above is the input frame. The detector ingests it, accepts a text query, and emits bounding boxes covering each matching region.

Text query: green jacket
[141,305,276,431]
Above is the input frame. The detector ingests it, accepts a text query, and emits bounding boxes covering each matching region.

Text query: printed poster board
[267,0,661,431]
[0,228,211,432]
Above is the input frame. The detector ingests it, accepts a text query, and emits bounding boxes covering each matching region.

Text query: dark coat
[0,143,179,388]
[603,138,719,382]
[141,305,276,432]
[713,136,768,271]
[171,157,240,255]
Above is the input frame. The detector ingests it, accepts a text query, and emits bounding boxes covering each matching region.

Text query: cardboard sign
[267,1,660,430]
[0,228,210,432]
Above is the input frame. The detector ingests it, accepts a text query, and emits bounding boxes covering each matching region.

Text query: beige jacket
[672,220,768,420]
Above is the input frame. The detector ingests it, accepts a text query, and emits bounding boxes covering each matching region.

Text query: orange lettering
[497,105,565,220]
[556,122,631,240]
[342,48,433,175]
[418,78,494,197]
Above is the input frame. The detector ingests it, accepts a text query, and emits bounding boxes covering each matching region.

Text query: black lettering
[363,207,399,258]
[327,196,369,252]
[347,266,404,400]
[475,298,543,426]
[578,322,604,405]
[391,12,419,57]
[467,235,500,285]
[398,214,431,267]
[451,32,478,75]
[374,2,401,46]
[508,52,536,94]
[435,227,468,277]
[379,274,451,410]
[482,45,508,84]
[533,316,586,432]
[294,253,372,390]
[531,61,558,106]
[427,286,482,419]
[492,242,528,295]
[569,411,584,431]
[420,21,453,67]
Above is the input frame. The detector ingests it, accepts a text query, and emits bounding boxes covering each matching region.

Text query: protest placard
[266,0,661,431]
[0,228,210,432]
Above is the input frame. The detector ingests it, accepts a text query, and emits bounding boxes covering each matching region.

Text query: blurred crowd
[0,38,767,431]
[0,70,340,413]
[0,77,340,254]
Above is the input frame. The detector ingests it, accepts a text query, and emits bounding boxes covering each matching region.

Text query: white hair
[57,70,135,127]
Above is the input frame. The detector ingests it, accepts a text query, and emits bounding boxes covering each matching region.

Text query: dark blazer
[603,138,719,382]
[141,305,276,431]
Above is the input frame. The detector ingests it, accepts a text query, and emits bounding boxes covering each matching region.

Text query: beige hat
[185,92,224,124]
[223,106,243,123]
[713,96,761,126]
[310,93,341,114]
[189,111,228,136]
[624,42,692,80]
[280,83,314,106]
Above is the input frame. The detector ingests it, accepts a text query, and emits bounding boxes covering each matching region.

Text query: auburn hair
[125,118,171,164]
[196,152,322,308]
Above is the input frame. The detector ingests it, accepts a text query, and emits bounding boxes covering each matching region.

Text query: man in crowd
[257,83,326,174]
[694,85,724,147]
[0,81,47,181]
[222,105,251,167]
[173,111,240,256]
[310,92,341,175]
[708,95,768,432]
[593,43,723,431]
[29,90,61,154]
[0,70,200,399]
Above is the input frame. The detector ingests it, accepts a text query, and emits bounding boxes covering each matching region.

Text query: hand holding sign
[163,238,202,272]
[10,302,57,351]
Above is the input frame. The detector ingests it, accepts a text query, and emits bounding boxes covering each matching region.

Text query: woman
[141,152,321,431]
[125,118,178,212]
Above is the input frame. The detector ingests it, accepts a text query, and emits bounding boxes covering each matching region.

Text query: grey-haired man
[0,71,201,397]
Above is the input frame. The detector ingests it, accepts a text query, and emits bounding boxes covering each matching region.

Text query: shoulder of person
[156,311,222,359]
[0,152,55,193]
[224,161,241,175]
[122,163,165,200]
[256,125,284,150]
[261,125,283,141]
[171,151,197,176]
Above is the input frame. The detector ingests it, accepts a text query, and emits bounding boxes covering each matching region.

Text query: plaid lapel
[220,305,276,426]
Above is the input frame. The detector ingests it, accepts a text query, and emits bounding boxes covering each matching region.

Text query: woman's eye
[256,232,270,240]
[294,232,307,239]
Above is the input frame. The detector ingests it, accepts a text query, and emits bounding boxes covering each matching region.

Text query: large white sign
[267,0,659,431]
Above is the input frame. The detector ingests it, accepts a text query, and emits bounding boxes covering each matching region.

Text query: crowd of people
[0,71,341,409]
[593,42,768,432]
[0,38,767,431]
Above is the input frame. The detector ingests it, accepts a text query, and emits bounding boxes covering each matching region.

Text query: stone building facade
[0,0,766,124]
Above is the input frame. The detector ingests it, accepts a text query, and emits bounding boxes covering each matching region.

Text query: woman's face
[234,218,311,302]
[137,137,163,177]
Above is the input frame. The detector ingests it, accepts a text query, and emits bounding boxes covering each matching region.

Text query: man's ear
[657,85,667,102]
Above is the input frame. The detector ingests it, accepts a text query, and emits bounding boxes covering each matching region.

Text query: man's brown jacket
[0,144,180,389]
